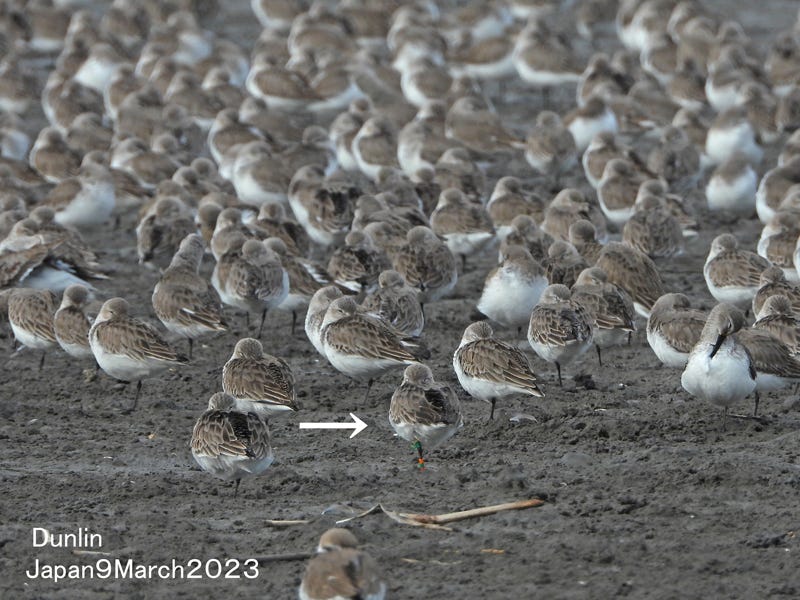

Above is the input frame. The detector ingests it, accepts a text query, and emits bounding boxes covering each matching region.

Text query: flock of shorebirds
[2,0,800,596]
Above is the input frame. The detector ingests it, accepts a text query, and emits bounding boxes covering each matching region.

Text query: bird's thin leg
[490,398,496,420]
[291,311,298,335]
[39,351,46,370]
[721,407,728,432]
[258,309,267,338]
[413,440,425,470]
[234,479,241,498]
[363,379,374,403]
[188,338,193,360]
[595,344,603,366]
[124,381,142,413]
[556,362,563,387]
[753,391,760,417]
[461,254,467,272]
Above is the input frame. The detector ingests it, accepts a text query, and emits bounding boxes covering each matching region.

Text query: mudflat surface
[2,1,800,599]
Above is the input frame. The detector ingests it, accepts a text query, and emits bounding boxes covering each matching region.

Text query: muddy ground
[1,1,800,598]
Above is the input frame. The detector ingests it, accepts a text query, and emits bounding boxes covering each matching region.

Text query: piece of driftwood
[335,498,544,529]
[254,552,314,563]
[265,519,313,527]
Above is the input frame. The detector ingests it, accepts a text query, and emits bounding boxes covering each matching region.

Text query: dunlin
[527,284,594,386]
[263,237,330,333]
[705,106,762,166]
[29,127,82,183]
[597,157,650,227]
[136,197,197,269]
[595,241,665,317]
[361,270,425,338]
[222,337,297,415]
[736,327,800,416]
[753,295,800,356]
[568,220,604,265]
[498,214,553,264]
[704,234,771,312]
[389,363,463,469]
[53,284,93,361]
[7,288,58,370]
[305,286,345,357]
[444,95,522,154]
[524,111,577,180]
[212,237,288,337]
[756,157,800,225]
[327,230,391,294]
[646,125,700,190]
[564,96,619,152]
[352,116,400,181]
[391,226,458,304]
[43,163,115,229]
[477,245,547,331]
[758,213,800,282]
[320,296,420,399]
[453,321,543,419]
[288,165,358,248]
[299,529,386,600]
[542,240,589,288]
[89,298,188,411]
[622,195,684,258]
[152,234,227,359]
[191,392,273,497]
[571,267,636,365]
[433,147,486,203]
[706,152,757,217]
[752,266,800,320]
[647,293,707,369]
[681,304,756,423]
[487,177,546,240]
[430,188,495,269]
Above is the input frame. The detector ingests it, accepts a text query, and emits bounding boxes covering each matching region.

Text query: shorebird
[759,213,800,282]
[753,267,800,319]
[477,245,547,332]
[704,234,771,312]
[705,106,762,166]
[7,288,58,370]
[647,293,707,369]
[487,177,546,240]
[305,286,345,357]
[706,153,757,217]
[736,327,800,416]
[596,157,650,227]
[595,241,665,318]
[564,96,619,152]
[152,234,227,359]
[569,220,604,265]
[430,188,495,269]
[527,284,594,386]
[53,284,93,361]
[320,296,421,400]
[389,363,463,469]
[571,267,636,365]
[622,195,684,258]
[542,240,589,288]
[299,529,386,600]
[212,237,288,337]
[681,304,756,425]
[89,298,188,411]
[191,392,273,498]
[524,111,577,181]
[361,270,425,338]
[753,295,800,356]
[327,230,391,294]
[453,321,543,420]
[222,337,297,415]
[391,226,458,305]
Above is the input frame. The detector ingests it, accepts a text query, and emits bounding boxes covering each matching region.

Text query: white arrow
[299,413,367,439]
